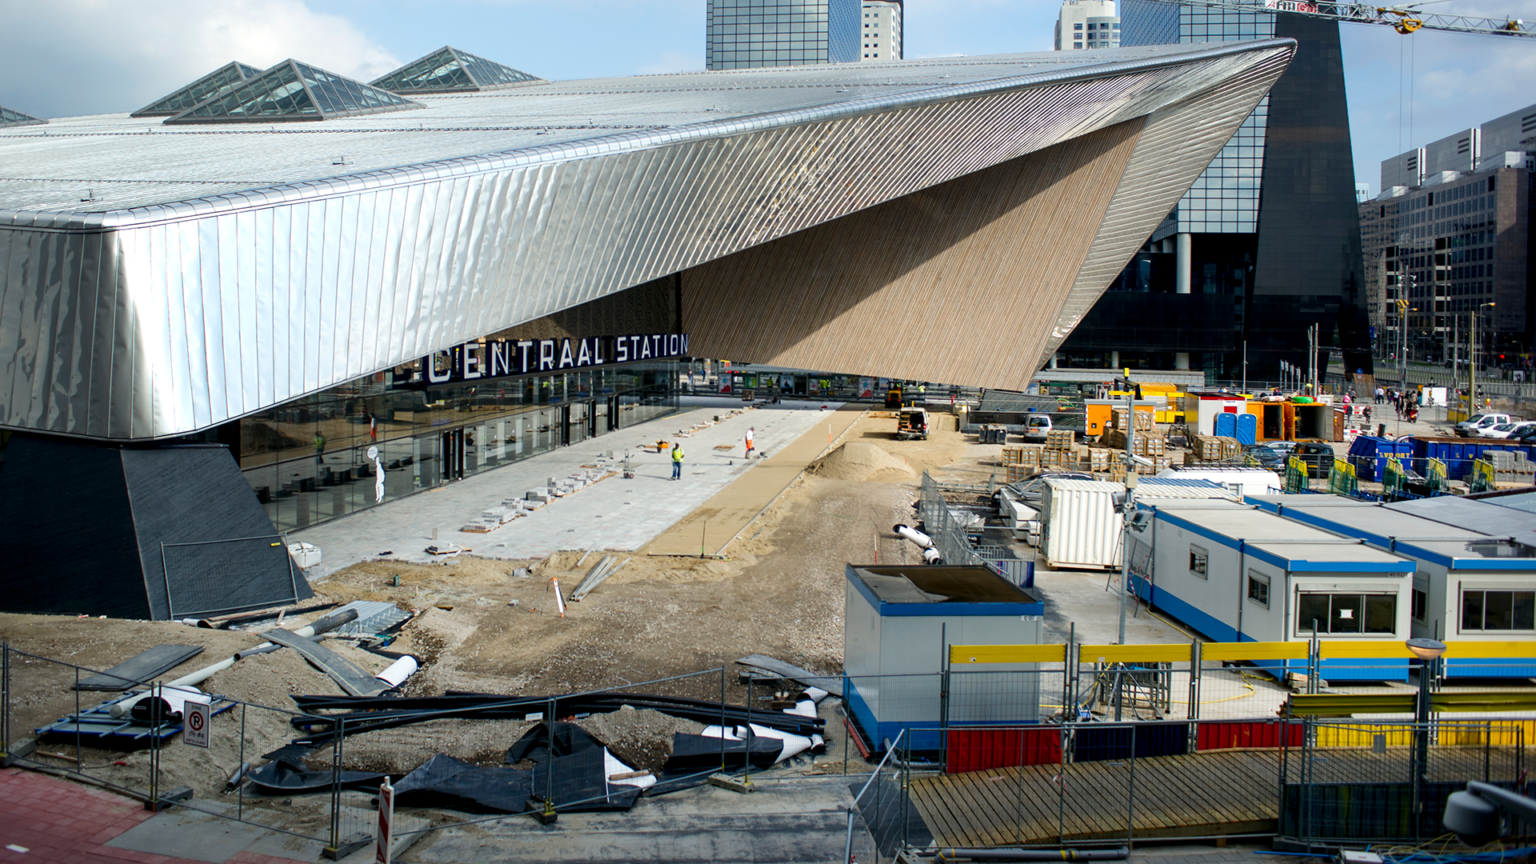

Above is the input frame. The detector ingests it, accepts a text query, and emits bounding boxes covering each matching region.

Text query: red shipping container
[1195,720,1303,752]
[946,727,1062,774]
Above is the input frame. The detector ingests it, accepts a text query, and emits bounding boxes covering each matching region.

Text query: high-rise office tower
[1057,1,1370,380]
[1055,0,1120,51]
[860,1,903,61]
[706,0,862,70]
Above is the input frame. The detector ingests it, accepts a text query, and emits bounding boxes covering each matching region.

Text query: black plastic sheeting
[248,755,387,794]
[504,721,602,765]
[662,733,781,774]
[392,752,643,815]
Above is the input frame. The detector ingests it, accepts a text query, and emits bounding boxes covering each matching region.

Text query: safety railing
[845,729,908,864]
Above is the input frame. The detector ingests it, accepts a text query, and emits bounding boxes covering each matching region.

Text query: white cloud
[0,0,400,118]
[637,50,704,76]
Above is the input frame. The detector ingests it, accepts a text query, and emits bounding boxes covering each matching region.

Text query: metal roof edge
[6,38,1296,232]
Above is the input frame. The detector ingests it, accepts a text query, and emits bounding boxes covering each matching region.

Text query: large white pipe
[922,546,944,565]
[110,609,358,718]
[375,655,418,688]
[893,524,933,548]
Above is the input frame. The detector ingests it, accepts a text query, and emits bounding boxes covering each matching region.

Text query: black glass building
[1058,0,1371,382]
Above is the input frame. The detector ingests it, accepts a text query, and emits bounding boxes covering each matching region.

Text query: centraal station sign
[425,333,689,385]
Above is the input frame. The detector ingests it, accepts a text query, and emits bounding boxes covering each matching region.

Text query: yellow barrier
[1202,641,1307,662]
[948,644,1067,665]
[1318,640,1417,659]
[1079,643,1192,664]
[1315,723,1414,748]
[1440,641,1536,659]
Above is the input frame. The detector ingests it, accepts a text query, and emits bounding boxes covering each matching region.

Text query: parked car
[1022,415,1053,443]
[1265,440,1298,457]
[1292,442,1335,479]
[1456,413,1512,437]
[993,471,1094,511]
[1477,421,1535,440]
[1245,445,1285,471]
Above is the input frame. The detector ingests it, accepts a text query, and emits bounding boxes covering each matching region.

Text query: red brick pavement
[0,768,305,864]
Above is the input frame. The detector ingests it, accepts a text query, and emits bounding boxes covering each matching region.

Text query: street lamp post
[1407,637,1448,836]
[1471,303,1496,415]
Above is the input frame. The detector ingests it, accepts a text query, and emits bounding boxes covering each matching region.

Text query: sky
[2,0,1534,193]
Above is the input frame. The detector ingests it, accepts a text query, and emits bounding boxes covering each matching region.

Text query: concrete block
[707,773,754,794]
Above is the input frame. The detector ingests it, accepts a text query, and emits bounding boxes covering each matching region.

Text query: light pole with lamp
[1396,302,1416,436]
[1407,637,1447,834]
[1470,303,1495,414]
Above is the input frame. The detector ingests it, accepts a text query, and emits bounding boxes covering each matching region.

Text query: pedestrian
[313,431,326,466]
[1363,406,1371,424]
[671,442,684,480]
[745,426,755,458]
[1375,386,1384,404]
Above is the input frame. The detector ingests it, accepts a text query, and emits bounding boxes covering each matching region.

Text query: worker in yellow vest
[671,442,684,480]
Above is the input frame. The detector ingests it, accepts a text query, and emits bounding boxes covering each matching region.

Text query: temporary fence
[1,644,827,859]
[845,730,908,864]
[918,472,1031,586]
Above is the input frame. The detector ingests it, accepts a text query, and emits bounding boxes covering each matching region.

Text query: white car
[1457,413,1512,437]
[1479,420,1536,440]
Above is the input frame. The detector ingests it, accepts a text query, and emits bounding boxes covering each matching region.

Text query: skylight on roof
[163,60,423,125]
[371,46,543,94]
[131,61,263,117]
[0,104,46,128]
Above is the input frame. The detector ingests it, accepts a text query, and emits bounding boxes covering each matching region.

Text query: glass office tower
[706,0,862,70]
[1061,0,1370,381]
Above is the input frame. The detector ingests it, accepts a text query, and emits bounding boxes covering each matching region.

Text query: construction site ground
[0,403,1455,861]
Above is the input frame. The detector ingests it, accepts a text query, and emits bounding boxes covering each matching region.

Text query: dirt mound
[810,441,916,483]
[576,706,704,773]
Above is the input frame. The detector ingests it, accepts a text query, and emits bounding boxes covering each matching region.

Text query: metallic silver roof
[3,45,1262,216]
[0,42,1294,441]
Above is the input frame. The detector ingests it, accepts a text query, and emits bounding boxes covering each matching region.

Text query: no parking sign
[184,699,210,749]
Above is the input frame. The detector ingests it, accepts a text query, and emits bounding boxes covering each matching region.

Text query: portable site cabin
[1249,400,1287,442]
[843,565,1044,752]
[1184,394,1250,439]
[1037,477,1237,571]
[1291,400,1337,441]
[1129,500,1416,681]
[1247,495,1536,678]
[1154,466,1284,499]
[1083,399,1156,439]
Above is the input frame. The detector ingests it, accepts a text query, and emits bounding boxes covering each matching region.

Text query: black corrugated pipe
[923,848,1129,861]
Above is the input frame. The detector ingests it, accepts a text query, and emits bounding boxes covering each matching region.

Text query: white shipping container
[1040,478,1124,570]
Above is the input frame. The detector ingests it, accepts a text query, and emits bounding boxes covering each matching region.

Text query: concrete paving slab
[106,800,319,862]
[646,405,865,556]
[293,398,845,578]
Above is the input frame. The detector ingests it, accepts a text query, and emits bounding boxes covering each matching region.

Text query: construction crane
[1166,0,1531,37]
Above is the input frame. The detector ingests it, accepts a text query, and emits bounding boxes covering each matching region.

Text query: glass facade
[370,47,540,94]
[705,0,860,70]
[238,360,678,532]
[132,62,263,117]
[166,61,421,124]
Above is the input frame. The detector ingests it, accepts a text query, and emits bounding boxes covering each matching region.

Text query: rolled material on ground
[375,655,419,688]
[922,547,943,564]
[894,524,934,548]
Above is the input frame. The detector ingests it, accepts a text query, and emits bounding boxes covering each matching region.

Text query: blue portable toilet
[1236,412,1257,446]
[1214,412,1238,438]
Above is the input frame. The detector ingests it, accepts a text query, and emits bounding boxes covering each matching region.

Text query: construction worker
[744,427,755,458]
[671,442,684,480]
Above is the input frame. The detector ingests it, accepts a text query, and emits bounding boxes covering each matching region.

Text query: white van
[1023,415,1052,443]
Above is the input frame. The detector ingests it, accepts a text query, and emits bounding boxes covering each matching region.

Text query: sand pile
[810,441,916,483]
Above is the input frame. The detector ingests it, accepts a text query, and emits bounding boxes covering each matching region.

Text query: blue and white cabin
[1132,500,1417,681]
[1248,495,1536,678]
[843,565,1045,752]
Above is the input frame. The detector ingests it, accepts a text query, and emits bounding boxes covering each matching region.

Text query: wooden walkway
[909,751,1281,847]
